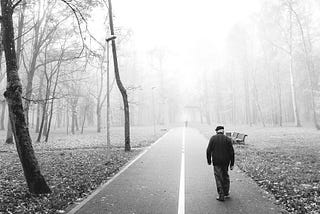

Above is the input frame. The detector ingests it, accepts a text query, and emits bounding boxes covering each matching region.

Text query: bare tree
[1,0,51,194]
[108,0,130,151]
[259,0,301,127]
[4,0,25,143]
[287,1,302,127]
[288,0,320,129]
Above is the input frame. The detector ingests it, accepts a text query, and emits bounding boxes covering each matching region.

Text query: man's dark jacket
[206,133,235,166]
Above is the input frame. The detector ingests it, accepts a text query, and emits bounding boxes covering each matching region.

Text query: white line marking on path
[67,130,172,214]
[178,127,186,214]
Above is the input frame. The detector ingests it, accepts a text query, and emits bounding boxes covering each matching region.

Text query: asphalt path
[185,128,280,214]
[67,127,281,214]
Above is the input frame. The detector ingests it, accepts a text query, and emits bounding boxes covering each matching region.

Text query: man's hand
[207,161,211,165]
[230,165,234,170]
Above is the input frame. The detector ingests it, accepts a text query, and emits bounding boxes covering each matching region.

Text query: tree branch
[12,0,23,11]
[22,96,62,104]
[264,38,290,55]
[60,0,87,58]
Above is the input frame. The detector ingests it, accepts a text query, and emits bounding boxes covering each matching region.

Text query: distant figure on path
[206,126,235,201]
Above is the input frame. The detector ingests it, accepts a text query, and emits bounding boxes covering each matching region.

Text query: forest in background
[1,0,320,144]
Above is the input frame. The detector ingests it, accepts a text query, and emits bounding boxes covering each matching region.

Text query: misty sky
[92,0,260,56]
[89,0,261,95]
[113,0,260,51]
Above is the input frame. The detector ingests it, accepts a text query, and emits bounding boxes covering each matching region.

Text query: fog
[1,0,320,134]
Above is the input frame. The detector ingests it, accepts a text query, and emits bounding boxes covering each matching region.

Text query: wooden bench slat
[228,132,247,144]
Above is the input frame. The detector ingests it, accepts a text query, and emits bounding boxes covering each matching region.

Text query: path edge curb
[66,129,172,214]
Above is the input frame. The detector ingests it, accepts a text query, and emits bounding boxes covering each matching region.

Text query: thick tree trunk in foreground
[108,0,130,151]
[1,0,50,194]
[4,0,24,143]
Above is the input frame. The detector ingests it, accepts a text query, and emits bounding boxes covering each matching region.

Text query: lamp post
[152,87,156,136]
[106,35,116,161]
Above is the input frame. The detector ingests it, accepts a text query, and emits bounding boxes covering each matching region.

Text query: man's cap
[215,126,224,131]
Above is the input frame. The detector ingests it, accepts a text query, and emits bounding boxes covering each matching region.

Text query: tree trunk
[108,0,130,151]
[31,104,35,129]
[4,0,25,143]
[276,64,282,127]
[35,103,41,133]
[288,7,301,127]
[252,70,265,127]
[291,5,319,129]
[23,11,42,126]
[244,69,251,125]
[57,108,61,129]
[71,113,75,134]
[45,102,53,142]
[203,72,211,125]
[45,64,61,142]
[36,77,49,142]
[15,0,26,67]
[66,104,69,135]
[35,73,44,133]
[75,114,79,131]
[0,100,5,130]
[97,103,101,133]
[0,26,4,131]
[42,112,48,137]
[1,0,50,194]
[106,41,111,161]
[5,120,13,144]
[81,105,88,134]
[71,102,76,134]
[36,99,47,142]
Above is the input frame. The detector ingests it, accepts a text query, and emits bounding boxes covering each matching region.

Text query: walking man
[206,126,235,201]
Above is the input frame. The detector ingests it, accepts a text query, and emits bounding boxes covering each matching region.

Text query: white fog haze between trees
[89,0,320,127]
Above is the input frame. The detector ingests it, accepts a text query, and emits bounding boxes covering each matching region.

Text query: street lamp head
[106,35,117,42]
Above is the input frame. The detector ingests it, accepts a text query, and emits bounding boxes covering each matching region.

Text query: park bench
[226,132,232,137]
[225,132,247,144]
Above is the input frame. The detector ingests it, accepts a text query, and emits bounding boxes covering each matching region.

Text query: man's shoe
[224,193,230,199]
[216,195,225,201]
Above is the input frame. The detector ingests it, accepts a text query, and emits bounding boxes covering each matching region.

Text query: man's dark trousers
[214,165,230,196]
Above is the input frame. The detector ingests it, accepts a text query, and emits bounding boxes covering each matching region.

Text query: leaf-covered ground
[0,126,165,214]
[198,124,320,214]
[0,126,165,152]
